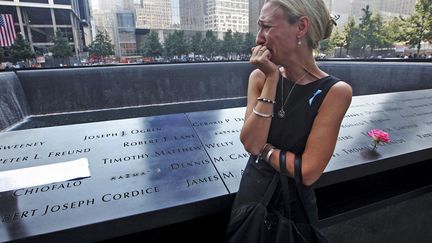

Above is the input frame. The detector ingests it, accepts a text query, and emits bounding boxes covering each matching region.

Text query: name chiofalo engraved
[13,180,82,197]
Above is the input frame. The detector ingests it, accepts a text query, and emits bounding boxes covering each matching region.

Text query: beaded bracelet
[253,108,273,118]
[257,97,276,104]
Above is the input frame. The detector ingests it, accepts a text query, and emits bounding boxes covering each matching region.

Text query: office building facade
[92,0,137,57]
[179,0,248,34]
[0,0,91,56]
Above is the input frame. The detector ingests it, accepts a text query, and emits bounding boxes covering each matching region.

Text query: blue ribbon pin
[309,89,322,106]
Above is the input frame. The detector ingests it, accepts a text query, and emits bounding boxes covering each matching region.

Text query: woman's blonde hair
[267,0,335,49]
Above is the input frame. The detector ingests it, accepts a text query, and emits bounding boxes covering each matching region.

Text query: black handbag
[226,151,329,243]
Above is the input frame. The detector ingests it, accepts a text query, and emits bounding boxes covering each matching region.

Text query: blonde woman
[228,0,352,242]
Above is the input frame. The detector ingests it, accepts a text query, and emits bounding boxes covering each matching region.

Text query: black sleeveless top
[231,75,341,224]
[268,75,341,154]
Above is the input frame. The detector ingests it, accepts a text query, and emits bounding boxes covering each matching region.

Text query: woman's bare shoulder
[330,81,352,102]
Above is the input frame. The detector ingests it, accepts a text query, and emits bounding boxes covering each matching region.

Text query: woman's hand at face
[250,45,278,78]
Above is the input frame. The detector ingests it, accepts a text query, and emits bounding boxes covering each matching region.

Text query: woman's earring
[297,37,302,48]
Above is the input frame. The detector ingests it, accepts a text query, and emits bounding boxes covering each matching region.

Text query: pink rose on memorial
[368,128,391,150]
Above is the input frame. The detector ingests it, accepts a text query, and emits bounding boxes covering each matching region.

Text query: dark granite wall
[16,62,254,115]
[319,62,432,95]
[1,61,432,130]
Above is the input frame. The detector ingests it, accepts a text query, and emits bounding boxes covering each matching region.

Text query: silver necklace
[278,72,307,118]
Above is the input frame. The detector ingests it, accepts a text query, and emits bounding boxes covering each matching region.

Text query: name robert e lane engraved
[83,127,163,141]
[122,134,196,148]
[102,146,203,164]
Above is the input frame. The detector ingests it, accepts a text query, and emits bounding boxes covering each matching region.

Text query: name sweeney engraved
[0,142,45,150]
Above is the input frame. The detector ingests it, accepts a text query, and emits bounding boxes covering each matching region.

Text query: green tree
[343,17,356,56]
[9,34,35,62]
[164,30,189,58]
[140,31,163,57]
[242,32,256,55]
[369,13,392,56]
[356,5,374,57]
[401,0,432,55]
[90,30,114,61]
[382,17,405,43]
[201,30,218,57]
[51,30,73,58]
[222,29,235,57]
[329,28,345,57]
[232,32,244,56]
[190,32,203,54]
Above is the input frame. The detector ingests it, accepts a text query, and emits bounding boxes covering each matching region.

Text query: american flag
[0,14,17,47]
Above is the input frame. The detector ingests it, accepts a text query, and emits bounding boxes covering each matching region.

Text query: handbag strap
[279,151,292,219]
[279,151,295,242]
[260,172,280,207]
[294,155,314,224]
